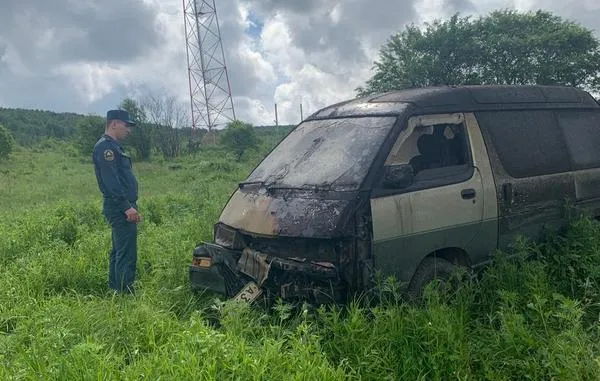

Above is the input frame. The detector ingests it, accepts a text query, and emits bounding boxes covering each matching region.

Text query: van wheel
[406,256,464,302]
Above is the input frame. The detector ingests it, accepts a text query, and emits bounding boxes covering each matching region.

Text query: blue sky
[245,11,264,38]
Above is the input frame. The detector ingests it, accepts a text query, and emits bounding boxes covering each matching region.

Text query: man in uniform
[92,109,141,294]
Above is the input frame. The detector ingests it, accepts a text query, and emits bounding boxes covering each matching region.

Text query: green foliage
[0,107,84,146]
[74,115,105,156]
[220,120,259,161]
[0,123,15,160]
[185,132,204,157]
[6,136,600,379]
[358,10,600,96]
[119,98,153,161]
[119,98,147,123]
[155,125,182,159]
[128,123,153,161]
[532,217,600,320]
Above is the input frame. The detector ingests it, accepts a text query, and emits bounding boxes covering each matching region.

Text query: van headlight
[214,223,245,250]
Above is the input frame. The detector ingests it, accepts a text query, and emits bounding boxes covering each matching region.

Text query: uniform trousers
[104,208,137,293]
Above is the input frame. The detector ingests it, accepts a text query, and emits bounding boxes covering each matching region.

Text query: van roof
[307,85,600,119]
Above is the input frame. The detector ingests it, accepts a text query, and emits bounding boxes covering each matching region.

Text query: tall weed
[3,145,600,379]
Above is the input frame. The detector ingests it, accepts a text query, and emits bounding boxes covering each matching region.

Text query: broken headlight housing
[214,223,245,250]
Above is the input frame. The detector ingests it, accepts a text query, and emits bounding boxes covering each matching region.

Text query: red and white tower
[183,0,236,132]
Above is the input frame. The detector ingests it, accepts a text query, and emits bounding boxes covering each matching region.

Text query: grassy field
[2,139,600,380]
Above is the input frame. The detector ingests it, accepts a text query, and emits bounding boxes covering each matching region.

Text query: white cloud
[414,0,449,22]
[54,63,128,103]
[238,45,277,84]
[0,44,31,76]
[329,4,342,24]
[238,2,252,28]
[235,97,275,125]
[0,0,598,127]
[274,63,352,123]
[260,13,306,75]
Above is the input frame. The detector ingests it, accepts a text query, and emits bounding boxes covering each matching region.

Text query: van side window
[557,110,600,170]
[476,110,570,178]
[386,124,467,170]
[380,114,472,191]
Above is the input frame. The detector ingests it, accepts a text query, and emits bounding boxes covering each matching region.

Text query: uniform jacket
[92,134,138,213]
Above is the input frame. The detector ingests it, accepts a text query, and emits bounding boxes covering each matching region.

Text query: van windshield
[245,116,398,191]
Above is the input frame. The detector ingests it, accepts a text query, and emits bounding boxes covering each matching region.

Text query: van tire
[406,256,461,301]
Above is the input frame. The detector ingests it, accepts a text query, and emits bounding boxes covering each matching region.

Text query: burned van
[189,85,600,304]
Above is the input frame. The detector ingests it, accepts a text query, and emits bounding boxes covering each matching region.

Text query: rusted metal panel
[218,190,279,236]
[238,248,270,286]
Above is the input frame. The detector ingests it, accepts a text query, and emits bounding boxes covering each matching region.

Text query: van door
[555,109,600,218]
[370,113,498,285]
[474,110,576,250]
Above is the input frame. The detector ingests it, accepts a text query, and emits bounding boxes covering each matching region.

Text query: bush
[0,123,15,160]
[75,116,105,156]
[119,98,152,161]
[155,125,182,159]
[220,120,259,161]
[126,123,153,161]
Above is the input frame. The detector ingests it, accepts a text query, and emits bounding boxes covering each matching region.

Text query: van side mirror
[383,164,414,189]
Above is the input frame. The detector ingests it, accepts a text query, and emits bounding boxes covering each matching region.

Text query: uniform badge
[104,149,115,161]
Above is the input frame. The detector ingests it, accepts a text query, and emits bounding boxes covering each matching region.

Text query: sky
[0,0,599,127]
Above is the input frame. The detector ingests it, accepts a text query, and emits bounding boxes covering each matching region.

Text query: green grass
[2,140,600,380]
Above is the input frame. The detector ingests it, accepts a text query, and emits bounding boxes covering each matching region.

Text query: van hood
[218,188,355,239]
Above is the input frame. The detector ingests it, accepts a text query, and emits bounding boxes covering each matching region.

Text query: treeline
[0,108,84,146]
[0,95,294,162]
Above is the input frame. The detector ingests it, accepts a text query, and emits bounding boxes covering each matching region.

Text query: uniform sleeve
[94,144,132,213]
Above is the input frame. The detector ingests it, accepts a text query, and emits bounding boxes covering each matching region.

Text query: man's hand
[125,207,142,223]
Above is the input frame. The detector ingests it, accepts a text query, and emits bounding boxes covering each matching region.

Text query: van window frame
[475,109,573,179]
[475,107,600,179]
[371,112,475,198]
[555,109,600,171]
[243,115,399,192]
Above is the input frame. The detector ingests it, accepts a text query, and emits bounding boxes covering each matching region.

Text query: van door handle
[461,188,476,199]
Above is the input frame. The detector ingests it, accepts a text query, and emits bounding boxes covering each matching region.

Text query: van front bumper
[189,242,344,303]
[189,242,246,297]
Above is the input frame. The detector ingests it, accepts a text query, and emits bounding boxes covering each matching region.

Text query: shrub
[0,123,15,160]
[220,120,259,161]
[75,116,105,156]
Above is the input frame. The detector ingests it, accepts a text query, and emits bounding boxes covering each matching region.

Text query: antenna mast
[183,0,236,133]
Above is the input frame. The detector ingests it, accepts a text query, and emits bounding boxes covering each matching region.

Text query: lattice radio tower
[183,0,236,133]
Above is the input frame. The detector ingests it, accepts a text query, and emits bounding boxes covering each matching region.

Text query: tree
[119,98,152,160]
[119,98,147,124]
[140,92,189,159]
[220,120,259,161]
[0,123,15,160]
[75,115,105,156]
[357,10,600,96]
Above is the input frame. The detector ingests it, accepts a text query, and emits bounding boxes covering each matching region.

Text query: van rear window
[557,110,600,170]
[476,110,570,178]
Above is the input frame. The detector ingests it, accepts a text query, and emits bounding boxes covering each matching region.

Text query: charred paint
[190,85,600,305]
[219,188,354,238]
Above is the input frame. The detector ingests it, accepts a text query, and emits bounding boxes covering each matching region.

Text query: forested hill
[0,105,294,162]
[0,107,87,146]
